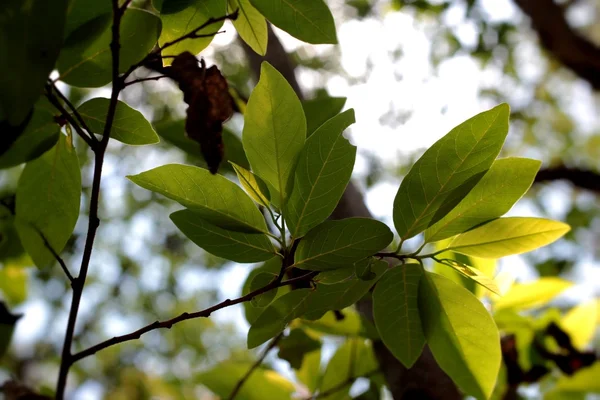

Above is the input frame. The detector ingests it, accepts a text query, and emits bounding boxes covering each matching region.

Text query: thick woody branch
[535,166,600,192]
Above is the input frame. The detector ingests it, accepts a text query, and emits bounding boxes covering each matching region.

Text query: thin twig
[55,1,126,398]
[124,75,168,87]
[227,333,284,400]
[70,271,316,362]
[47,82,97,144]
[33,226,74,283]
[304,368,381,400]
[44,86,95,148]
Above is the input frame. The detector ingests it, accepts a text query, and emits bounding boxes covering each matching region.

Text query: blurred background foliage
[1,0,600,398]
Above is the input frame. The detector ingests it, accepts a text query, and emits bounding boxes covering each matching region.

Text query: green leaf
[419,272,501,399]
[0,208,27,263]
[560,300,598,350]
[425,157,541,242]
[197,361,295,400]
[446,217,570,259]
[493,277,573,311]
[64,0,112,37]
[303,96,347,137]
[373,264,425,368]
[300,307,379,339]
[228,0,267,55]
[277,328,321,369]
[303,261,387,320]
[0,266,28,305]
[15,135,81,268]
[77,98,159,145]
[393,104,510,240]
[294,218,393,271]
[296,349,321,392]
[158,0,226,64]
[248,288,312,348]
[129,164,267,233]
[242,62,306,208]
[434,258,501,295]
[319,339,379,400]
[554,362,600,393]
[170,210,275,263]
[56,9,161,87]
[154,119,250,171]
[0,99,60,169]
[249,0,337,44]
[0,0,67,125]
[230,162,270,208]
[0,302,21,359]
[249,272,277,307]
[242,257,285,324]
[285,109,357,239]
[315,268,355,284]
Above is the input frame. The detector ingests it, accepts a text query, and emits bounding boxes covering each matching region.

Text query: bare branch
[535,166,600,193]
[124,75,169,87]
[33,226,74,283]
[227,333,284,400]
[47,82,97,144]
[44,86,95,148]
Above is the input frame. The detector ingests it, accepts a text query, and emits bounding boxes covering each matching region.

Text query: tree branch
[34,226,74,283]
[70,272,316,363]
[513,0,600,89]
[47,82,97,144]
[227,333,284,400]
[534,165,600,192]
[44,86,95,148]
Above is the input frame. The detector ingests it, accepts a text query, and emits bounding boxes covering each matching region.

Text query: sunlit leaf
[300,307,376,338]
[560,300,598,350]
[446,217,570,258]
[303,96,347,136]
[15,135,81,268]
[197,361,295,400]
[294,218,393,271]
[229,0,267,55]
[434,258,501,295]
[0,0,67,124]
[250,0,337,44]
[393,104,509,240]
[242,62,306,208]
[419,272,501,399]
[296,349,321,392]
[425,157,541,242]
[77,98,159,145]
[129,164,267,233]
[0,266,28,305]
[493,277,573,311]
[57,9,161,87]
[230,162,270,208]
[285,110,356,238]
[373,264,425,368]
[553,362,600,393]
[170,210,276,263]
[158,0,226,65]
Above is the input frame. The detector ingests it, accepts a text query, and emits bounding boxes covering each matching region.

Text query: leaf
[0,302,22,359]
[554,362,600,393]
[447,217,570,259]
[170,210,276,263]
[15,135,81,268]
[155,119,250,171]
[319,339,379,400]
[434,258,501,295]
[129,164,267,233]
[296,349,321,392]
[393,104,510,240]
[493,277,573,311]
[373,264,425,368]
[197,361,295,400]
[315,268,355,284]
[300,307,376,338]
[277,328,321,369]
[77,98,159,145]
[303,96,347,137]
[294,218,393,271]
[64,0,112,37]
[425,157,541,243]
[158,0,226,64]
[303,261,387,321]
[250,0,337,44]
[0,0,67,125]
[247,288,312,348]
[0,99,60,169]
[230,162,270,208]
[242,257,285,325]
[285,109,357,239]
[242,62,306,208]
[0,266,28,305]
[249,272,278,307]
[560,300,598,350]
[56,9,161,87]
[419,272,501,399]
[228,0,267,55]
